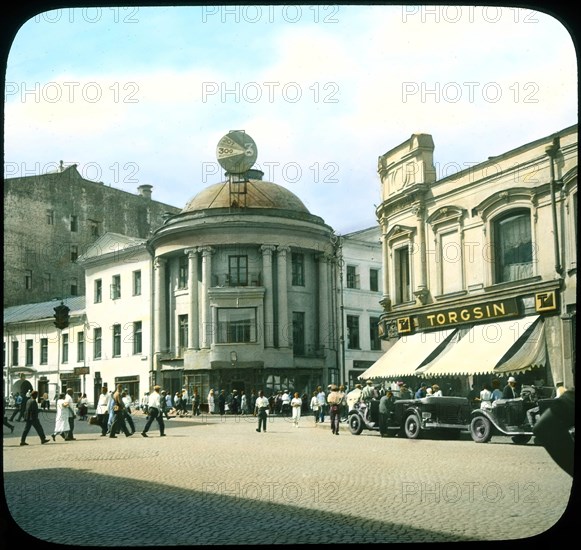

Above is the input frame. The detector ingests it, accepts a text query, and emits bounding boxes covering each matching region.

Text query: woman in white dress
[291,392,303,427]
[51,393,70,441]
[207,389,215,414]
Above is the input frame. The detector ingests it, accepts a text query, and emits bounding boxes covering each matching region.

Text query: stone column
[153,257,167,355]
[200,247,214,348]
[260,245,276,347]
[379,224,391,311]
[413,203,429,305]
[185,248,199,350]
[276,246,290,348]
[317,253,331,351]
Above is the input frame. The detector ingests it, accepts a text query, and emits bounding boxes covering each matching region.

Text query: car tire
[348,413,364,435]
[511,434,532,445]
[404,414,421,439]
[470,415,493,443]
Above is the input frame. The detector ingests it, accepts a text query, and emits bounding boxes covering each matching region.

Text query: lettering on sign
[535,291,557,312]
[416,298,519,330]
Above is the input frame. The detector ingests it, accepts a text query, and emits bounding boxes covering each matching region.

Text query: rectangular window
[347,315,360,349]
[217,308,256,343]
[440,231,462,294]
[89,220,99,236]
[47,210,54,225]
[370,268,379,292]
[111,275,121,300]
[94,327,102,360]
[133,270,142,296]
[178,315,188,350]
[26,339,33,365]
[494,210,533,283]
[62,334,69,363]
[94,279,102,303]
[70,215,78,232]
[178,256,188,289]
[369,317,381,350]
[70,277,78,296]
[292,311,305,355]
[70,245,78,262]
[228,255,248,286]
[43,272,51,292]
[291,253,305,286]
[133,321,142,354]
[346,265,359,289]
[395,246,411,303]
[40,338,48,364]
[77,332,85,362]
[11,341,18,366]
[25,269,32,290]
[112,324,121,357]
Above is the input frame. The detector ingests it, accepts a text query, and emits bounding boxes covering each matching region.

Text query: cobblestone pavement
[2,410,574,545]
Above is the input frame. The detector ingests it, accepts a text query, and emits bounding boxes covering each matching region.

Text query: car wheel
[511,434,532,445]
[470,416,493,443]
[404,414,421,439]
[348,413,364,435]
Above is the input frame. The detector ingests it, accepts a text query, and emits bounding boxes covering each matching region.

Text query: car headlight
[422,412,432,420]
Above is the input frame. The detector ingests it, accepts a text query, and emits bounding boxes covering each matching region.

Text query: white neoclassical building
[147,169,340,401]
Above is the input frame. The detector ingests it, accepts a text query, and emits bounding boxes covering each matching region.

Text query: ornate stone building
[364,124,577,394]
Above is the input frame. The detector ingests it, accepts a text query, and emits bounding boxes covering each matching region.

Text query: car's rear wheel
[404,414,421,439]
[348,413,364,435]
[511,434,532,445]
[471,416,493,443]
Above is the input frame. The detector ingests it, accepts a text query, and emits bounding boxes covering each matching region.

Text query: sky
[3,4,578,235]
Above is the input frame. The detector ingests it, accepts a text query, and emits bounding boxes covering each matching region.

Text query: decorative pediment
[473,187,537,223]
[427,205,466,229]
[385,224,416,243]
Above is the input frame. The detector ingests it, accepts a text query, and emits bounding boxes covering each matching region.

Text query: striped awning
[359,329,457,380]
[420,315,545,377]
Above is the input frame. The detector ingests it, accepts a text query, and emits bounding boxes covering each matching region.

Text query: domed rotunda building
[148,169,340,402]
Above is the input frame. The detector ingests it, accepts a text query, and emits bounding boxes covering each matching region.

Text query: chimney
[137,184,153,199]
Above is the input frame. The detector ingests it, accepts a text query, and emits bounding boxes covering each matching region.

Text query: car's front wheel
[471,415,493,443]
[404,413,421,439]
[348,413,364,435]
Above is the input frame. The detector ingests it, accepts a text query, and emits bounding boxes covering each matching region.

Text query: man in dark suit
[20,390,50,446]
[502,376,519,399]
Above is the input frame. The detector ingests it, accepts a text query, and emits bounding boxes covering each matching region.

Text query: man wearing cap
[399,383,412,400]
[141,385,166,437]
[415,383,428,399]
[327,385,343,435]
[502,377,519,399]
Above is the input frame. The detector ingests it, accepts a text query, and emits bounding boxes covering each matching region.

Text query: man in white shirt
[141,385,166,437]
[255,391,269,433]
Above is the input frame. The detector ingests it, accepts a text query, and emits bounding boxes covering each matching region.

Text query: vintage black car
[348,396,471,439]
[470,385,556,444]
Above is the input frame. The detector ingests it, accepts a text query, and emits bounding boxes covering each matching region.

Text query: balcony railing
[212,272,262,287]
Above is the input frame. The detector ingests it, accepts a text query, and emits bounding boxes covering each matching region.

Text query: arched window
[493,209,533,283]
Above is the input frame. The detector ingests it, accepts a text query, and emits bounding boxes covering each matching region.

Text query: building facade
[338,227,388,387]
[7,168,391,406]
[364,125,577,394]
[3,163,180,308]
